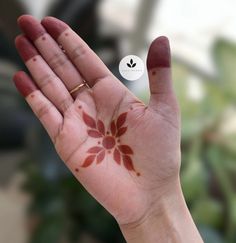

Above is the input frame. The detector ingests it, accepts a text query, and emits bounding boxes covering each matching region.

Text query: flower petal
[118,145,133,154]
[83,112,96,128]
[116,112,127,129]
[88,130,103,138]
[110,120,116,136]
[87,146,103,153]
[96,150,105,164]
[116,127,127,137]
[97,120,105,135]
[113,148,121,165]
[122,155,135,171]
[81,154,96,167]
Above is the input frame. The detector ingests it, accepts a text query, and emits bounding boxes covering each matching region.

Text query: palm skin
[54,77,180,224]
[13,15,181,227]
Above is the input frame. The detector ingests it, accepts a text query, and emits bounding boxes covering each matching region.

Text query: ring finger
[17,15,86,98]
[15,35,74,114]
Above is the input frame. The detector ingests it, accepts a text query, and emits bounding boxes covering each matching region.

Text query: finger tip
[14,35,38,62]
[147,36,171,70]
[41,16,68,40]
[17,14,46,41]
[13,71,38,97]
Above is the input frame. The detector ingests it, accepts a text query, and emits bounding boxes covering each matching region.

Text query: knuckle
[38,74,58,89]
[71,44,87,61]
[48,53,69,70]
[35,102,53,119]
[59,96,73,113]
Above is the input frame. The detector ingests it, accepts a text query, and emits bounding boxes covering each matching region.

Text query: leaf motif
[88,130,103,138]
[87,146,103,153]
[122,155,135,171]
[116,112,127,129]
[83,112,96,128]
[113,148,121,165]
[132,63,136,68]
[130,59,133,65]
[97,120,105,135]
[127,63,131,68]
[118,145,133,154]
[81,155,96,167]
[116,126,127,137]
[96,150,105,164]
[110,120,116,136]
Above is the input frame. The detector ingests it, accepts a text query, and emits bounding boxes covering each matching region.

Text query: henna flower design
[81,111,140,176]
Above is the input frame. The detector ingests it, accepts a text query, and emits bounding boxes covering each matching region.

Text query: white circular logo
[119,55,144,81]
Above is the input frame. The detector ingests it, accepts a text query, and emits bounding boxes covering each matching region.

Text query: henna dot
[108,150,111,154]
[98,141,101,145]
[136,172,141,176]
[75,168,79,172]
[30,94,35,98]
[106,131,110,135]
[65,32,69,37]
[42,36,46,41]
[152,70,156,75]
[117,139,120,143]
[78,105,82,109]
[33,57,37,62]
[130,106,133,110]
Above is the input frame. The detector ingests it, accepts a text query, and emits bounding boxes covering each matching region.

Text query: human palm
[14,15,180,226]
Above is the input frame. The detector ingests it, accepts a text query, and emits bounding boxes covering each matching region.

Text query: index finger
[41,16,113,87]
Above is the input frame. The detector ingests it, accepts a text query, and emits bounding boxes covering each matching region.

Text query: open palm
[14,15,180,226]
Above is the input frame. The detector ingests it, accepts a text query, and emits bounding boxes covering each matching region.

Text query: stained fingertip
[15,35,39,62]
[147,36,171,70]
[17,15,46,41]
[41,16,69,40]
[13,71,38,97]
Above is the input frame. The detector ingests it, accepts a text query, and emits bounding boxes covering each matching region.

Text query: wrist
[119,178,203,243]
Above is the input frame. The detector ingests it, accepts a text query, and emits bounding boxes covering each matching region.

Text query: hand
[13,15,202,242]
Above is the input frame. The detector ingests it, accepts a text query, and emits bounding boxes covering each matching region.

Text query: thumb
[147,36,178,112]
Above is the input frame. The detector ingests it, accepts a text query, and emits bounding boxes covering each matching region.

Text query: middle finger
[18,15,85,98]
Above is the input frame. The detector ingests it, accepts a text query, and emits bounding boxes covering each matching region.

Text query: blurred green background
[0,0,236,242]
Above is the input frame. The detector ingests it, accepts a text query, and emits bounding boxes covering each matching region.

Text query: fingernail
[147,36,171,70]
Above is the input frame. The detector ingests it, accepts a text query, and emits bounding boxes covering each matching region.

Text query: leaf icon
[130,59,133,65]
[127,63,132,68]
[132,63,136,68]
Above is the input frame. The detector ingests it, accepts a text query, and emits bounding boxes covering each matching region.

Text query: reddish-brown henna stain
[33,57,37,62]
[41,17,69,40]
[147,36,171,70]
[13,71,38,97]
[18,15,46,41]
[152,71,156,75]
[15,35,39,62]
[42,36,46,41]
[80,111,140,176]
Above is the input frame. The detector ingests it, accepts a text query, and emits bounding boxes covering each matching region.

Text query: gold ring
[69,82,90,94]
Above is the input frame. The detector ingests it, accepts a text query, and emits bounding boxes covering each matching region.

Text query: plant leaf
[87,130,103,138]
[130,59,133,64]
[110,120,116,136]
[83,112,96,128]
[81,155,96,167]
[87,146,103,153]
[113,148,121,165]
[97,120,105,135]
[132,63,136,68]
[116,127,127,137]
[118,145,133,154]
[122,155,135,171]
[116,112,127,129]
[96,150,105,164]
[127,63,131,68]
